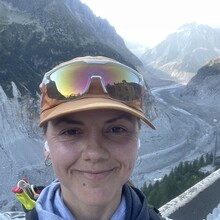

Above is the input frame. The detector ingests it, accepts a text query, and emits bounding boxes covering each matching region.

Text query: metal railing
[159,168,220,219]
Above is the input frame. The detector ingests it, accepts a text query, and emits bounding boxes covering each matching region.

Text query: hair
[42,123,48,135]
[137,119,141,129]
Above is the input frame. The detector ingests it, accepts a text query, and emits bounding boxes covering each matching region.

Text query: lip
[78,168,115,181]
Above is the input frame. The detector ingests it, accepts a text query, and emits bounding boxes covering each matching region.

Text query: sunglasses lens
[48,63,90,99]
[102,64,142,101]
[46,62,144,102]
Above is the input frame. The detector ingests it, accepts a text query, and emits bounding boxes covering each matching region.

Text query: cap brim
[40,97,155,129]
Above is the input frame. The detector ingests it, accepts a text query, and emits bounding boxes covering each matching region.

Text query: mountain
[132,56,220,190]
[0,0,142,97]
[140,23,220,83]
[180,57,220,106]
[3,0,219,213]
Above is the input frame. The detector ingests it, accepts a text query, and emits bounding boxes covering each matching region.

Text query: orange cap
[39,56,155,129]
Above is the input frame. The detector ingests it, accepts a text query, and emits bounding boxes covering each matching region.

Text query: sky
[80,0,220,48]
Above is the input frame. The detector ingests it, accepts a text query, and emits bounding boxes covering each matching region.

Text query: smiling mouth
[78,168,115,181]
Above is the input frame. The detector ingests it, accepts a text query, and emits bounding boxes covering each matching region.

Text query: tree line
[141,153,216,208]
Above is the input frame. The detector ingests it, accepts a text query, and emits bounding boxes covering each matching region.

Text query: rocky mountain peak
[141,23,220,83]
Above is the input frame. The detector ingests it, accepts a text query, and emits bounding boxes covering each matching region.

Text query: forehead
[52,109,138,124]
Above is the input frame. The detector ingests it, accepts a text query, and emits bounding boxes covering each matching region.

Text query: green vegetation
[141,153,215,208]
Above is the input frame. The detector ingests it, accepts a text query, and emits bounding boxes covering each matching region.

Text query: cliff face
[0,0,142,97]
[182,57,220,106]
[141,23,220,83]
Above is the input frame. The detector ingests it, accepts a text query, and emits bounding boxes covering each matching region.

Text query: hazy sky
[81,0,220,47]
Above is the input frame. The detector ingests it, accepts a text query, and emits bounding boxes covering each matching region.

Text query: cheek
[128,151,138,170]
[49,141,81,171]
[115,144,138,170]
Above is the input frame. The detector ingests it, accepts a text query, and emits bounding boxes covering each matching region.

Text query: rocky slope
[180,57,220,106]
[0,0,142,97]
[141,23,220,83]
[133,57,220,188]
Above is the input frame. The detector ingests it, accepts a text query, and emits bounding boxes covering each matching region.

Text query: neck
[62,188,123,220]
[72,204,118,220]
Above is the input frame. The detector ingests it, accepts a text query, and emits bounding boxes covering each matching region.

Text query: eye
[109,126,126,134]
[62,129,80,136]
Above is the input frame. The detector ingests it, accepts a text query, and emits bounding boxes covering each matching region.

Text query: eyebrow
[52,113,134,126]
[52,118,83,126]
[105,114,134,123]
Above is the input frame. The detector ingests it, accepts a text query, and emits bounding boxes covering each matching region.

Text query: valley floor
[132,82,220,188]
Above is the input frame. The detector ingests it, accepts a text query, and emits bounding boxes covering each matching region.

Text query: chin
[80,184,121,205]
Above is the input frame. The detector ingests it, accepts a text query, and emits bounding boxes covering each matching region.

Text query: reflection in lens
[47,80,66,99]
[47,62,143,102]
[106,81,142,101]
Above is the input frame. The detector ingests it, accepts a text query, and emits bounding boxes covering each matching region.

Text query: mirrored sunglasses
[41,60,146,103]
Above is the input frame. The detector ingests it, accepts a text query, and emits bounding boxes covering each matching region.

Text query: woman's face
[46,109,139,209]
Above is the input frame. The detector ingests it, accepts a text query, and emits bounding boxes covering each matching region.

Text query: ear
[44,141,50,153]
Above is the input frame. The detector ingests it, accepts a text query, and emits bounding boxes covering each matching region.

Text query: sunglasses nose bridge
[85,76,107,95]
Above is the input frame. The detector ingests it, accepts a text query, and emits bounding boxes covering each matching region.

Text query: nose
[81,132,110,162]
